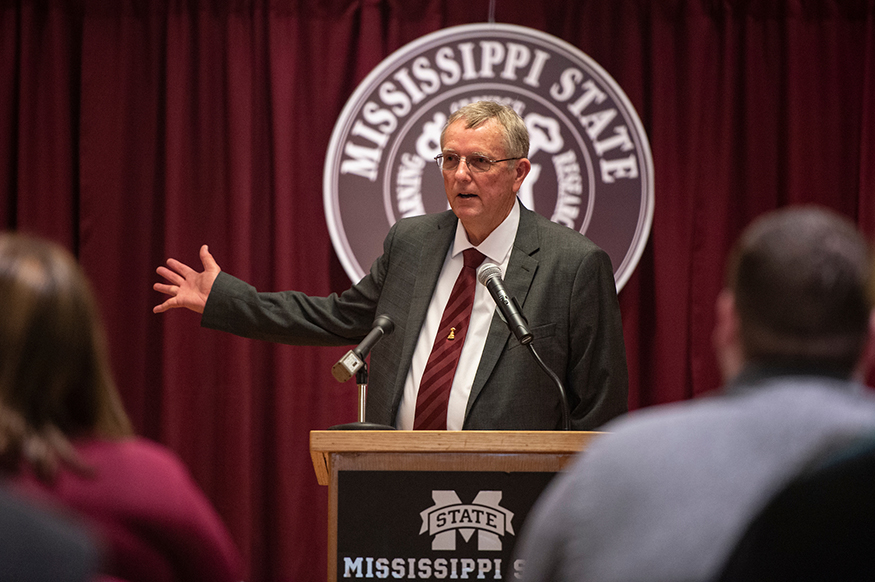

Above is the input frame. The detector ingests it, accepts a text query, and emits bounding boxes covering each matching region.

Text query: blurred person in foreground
[514,205,875,582]
[0,233,243,582]
[0,485,98,581]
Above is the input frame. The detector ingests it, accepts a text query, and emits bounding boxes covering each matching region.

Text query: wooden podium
[310,430,600,581]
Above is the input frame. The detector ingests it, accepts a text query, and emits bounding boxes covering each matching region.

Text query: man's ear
[713,289,744,382]
[512,158,531,191]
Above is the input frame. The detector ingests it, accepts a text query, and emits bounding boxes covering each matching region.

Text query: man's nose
[454,157,473,177]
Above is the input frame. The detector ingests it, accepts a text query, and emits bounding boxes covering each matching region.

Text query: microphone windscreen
[477,262,502,286]
[373,314,395,335]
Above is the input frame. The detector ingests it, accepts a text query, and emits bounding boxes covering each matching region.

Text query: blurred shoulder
[75,437,191,479]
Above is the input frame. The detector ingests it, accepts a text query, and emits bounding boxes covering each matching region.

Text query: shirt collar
[451,198,520,265]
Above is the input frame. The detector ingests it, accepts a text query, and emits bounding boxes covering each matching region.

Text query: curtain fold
[2,1,874,580]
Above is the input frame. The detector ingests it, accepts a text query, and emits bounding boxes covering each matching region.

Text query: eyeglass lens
[439,155,493,172]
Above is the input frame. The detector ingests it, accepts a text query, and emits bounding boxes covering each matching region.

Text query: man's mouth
[458,193,477,199]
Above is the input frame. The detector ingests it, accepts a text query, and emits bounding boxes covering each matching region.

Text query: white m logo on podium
[420,490,515,551]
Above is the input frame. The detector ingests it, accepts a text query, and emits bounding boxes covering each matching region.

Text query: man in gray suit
[153,101,628,431]
[514,206,875,581]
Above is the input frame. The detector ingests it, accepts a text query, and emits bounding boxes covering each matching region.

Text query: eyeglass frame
[434,153,523,173]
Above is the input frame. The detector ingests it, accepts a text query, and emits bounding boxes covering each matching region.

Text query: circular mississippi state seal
[323,23,653,291]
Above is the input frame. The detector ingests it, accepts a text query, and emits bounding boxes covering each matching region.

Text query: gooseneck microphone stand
[526,344,571,431]
[329,315,396,430]
[328,362,396,430]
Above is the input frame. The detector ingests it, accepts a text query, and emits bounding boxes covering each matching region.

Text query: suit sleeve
[199,224,398,347]
[566,247,628,430]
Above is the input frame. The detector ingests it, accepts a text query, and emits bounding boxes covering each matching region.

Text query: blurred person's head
[714,206,874,381]
[0,233,132,481]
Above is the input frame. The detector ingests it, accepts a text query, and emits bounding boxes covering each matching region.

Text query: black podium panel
[337,470,557,581]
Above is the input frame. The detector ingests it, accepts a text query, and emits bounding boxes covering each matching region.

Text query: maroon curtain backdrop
[2,1,874,580]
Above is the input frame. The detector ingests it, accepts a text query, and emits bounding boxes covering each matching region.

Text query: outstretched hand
[153,245,221,314]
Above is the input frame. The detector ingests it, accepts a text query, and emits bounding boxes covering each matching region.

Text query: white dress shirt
[395,200,520,430]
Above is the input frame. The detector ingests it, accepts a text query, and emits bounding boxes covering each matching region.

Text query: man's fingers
[153,245,215,316]
[164,258,197,278]
[152,295,180,313]
[153,282,177,296]
[155,265,185,286]
[199,244,221,272]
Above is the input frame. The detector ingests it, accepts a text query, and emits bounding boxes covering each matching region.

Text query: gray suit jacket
[202,204,628,430]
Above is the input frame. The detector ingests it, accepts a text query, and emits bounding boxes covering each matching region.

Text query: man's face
[441,118,530,245]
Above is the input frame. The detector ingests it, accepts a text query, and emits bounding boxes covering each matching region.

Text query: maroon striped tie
[413,248,486,430]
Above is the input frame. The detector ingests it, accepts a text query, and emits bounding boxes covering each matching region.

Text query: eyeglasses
[434,153,522,173]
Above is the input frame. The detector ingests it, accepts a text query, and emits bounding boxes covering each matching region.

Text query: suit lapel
[466,205,540,420]
[392,211,457,399]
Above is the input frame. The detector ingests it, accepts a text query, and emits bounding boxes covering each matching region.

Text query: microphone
[477,262,533,345]
[331,315,395,383]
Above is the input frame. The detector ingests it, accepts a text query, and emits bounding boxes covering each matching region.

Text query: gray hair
[440,101,529,159]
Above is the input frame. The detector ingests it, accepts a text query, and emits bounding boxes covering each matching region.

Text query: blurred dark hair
[0,233,133,481]
[727,206,873,372]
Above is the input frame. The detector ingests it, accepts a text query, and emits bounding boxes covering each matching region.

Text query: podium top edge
[309,430,603,455]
